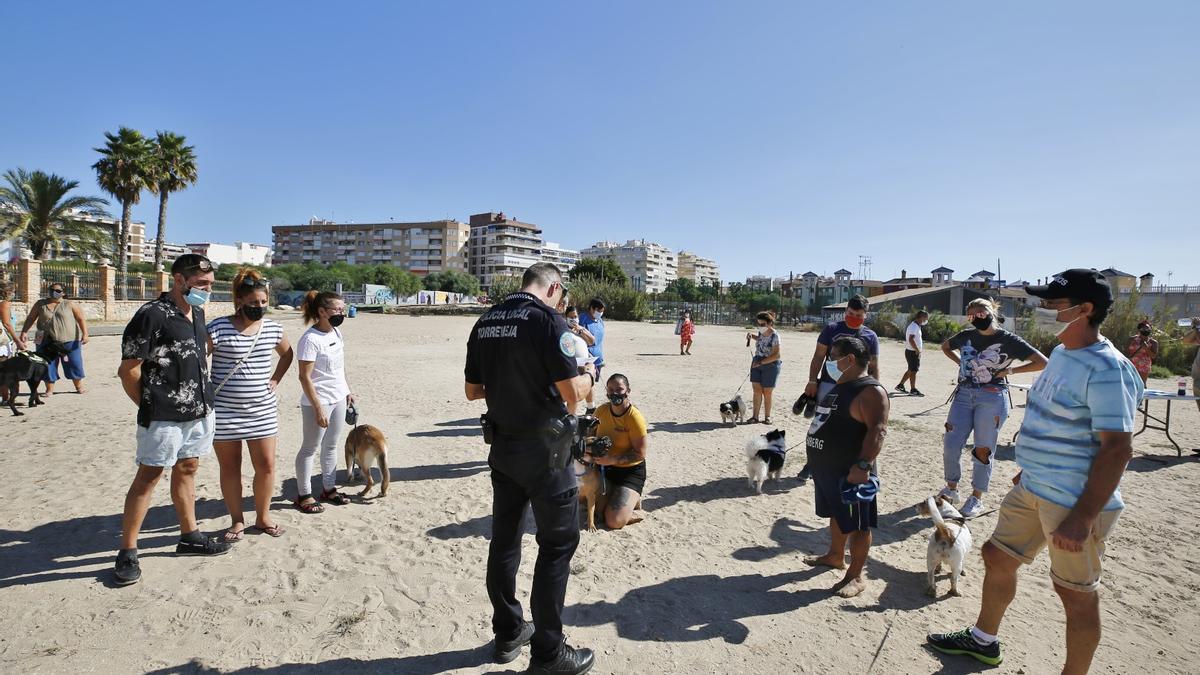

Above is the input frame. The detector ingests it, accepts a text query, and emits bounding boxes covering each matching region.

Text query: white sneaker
[961,496,984,518]
[937,486,960,505]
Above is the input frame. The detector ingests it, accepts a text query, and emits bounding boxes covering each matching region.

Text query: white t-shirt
[296,326,350,407]
[905,321,923,352]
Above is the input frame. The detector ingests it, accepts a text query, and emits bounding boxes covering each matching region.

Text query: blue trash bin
[348,305,358,318]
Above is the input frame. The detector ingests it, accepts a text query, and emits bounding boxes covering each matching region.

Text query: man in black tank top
[803,336,890,598]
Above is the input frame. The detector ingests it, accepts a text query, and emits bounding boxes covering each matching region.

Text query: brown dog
[575,461,603,531]
[344,424,390,498]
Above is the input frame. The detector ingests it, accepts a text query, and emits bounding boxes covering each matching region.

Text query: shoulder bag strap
[213,323,264,396]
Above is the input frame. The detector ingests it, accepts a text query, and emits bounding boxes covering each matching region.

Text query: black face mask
[241,305,265,321]
[328,314,345,328]
[1138,328,1151,336]
[971,315,993,331]
[607,393,627,407]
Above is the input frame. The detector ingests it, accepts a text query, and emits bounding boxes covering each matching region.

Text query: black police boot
[494,620,534,664]
[526,643,595,675]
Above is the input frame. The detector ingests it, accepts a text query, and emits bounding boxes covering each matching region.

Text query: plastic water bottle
[1180,377,1189,397]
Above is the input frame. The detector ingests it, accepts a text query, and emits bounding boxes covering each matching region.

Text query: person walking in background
[895,310,928,396]
[208,269,294,541]
[939,298,1047,519]
[294,290,355,513]
[1124,319,1158,386]
[578,297,607,413]
[1184,317,1200,412]
[746,311,781,424]
[798,295,880,482]
[679,309,695,355]
[20,281,89,395]
[114,254,230,586]
[0,280,21,402]
[929,269,1142,673]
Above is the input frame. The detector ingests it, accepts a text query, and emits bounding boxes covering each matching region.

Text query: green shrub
[487,276,520,303]
[1149,364,1174,380]
[921,311,964,344]
[867,302,903,340]
[568,278,649,321]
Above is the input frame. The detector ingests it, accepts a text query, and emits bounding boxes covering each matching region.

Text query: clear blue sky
[3,1,1198,284]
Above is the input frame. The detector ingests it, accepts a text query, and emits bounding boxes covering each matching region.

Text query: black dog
[0,351,50,416]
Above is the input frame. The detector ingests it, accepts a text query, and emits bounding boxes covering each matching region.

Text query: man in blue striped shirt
[929,269,1142,674]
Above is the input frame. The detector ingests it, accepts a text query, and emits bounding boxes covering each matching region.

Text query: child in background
[680,310,695,355]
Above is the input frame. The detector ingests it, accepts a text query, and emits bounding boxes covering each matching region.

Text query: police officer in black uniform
[465,263,597,675]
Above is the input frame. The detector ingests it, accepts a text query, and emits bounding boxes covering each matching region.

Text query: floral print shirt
[121,293,214,427]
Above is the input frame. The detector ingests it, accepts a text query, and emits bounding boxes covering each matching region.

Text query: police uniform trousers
[487,437,581,661]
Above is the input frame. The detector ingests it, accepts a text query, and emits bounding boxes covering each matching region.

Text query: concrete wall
[6,299,236,327]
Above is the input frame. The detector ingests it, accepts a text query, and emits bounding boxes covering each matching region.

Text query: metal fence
[211,280,233,303]
[40,263,101,300]
[0,261,18,301]
[648,299,823,327]
[120,273,158,301]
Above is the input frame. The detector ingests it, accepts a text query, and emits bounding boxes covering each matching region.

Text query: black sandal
[295,497,325,514]
[320,488,350,505]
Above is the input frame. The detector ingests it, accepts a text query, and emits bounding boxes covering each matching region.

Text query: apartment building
[0,206,146,264]
[540,241,581,275]
[140,239,191,265]
[187,241,273,267]
[271,218,469,275]
[467,212,548,290]
[677,250,720,287]
[580,239,677,293]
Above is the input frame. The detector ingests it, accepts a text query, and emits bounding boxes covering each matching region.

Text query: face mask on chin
[1034,305,1081,338]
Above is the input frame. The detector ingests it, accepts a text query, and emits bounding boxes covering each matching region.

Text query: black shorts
[604,462,646,495]
[811,467,877,533]
[904,349,921,372]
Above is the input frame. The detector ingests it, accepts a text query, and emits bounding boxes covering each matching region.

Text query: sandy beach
[1,312,1197,674]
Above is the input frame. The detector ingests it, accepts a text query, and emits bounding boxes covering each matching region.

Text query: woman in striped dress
[207,269,295,541]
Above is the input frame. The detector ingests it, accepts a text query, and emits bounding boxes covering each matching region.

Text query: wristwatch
[855,459,872,471]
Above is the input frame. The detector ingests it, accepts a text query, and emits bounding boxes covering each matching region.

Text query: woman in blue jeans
[939,299,1046,517]
[746,311,782,424]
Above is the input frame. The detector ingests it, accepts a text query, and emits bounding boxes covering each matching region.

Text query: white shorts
[135,412,216,467]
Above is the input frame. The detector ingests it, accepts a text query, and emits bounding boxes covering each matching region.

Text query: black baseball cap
[1025,268,1113,309]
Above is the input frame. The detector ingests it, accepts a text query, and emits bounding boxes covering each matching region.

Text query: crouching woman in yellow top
[589,373,649,529]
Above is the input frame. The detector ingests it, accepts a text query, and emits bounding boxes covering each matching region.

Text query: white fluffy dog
[744,429,787,493]
[917,495,972,597]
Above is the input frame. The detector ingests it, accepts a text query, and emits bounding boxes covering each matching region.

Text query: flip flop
[249,524,286,537]
[221,528,245,543]
[320,489,351,505]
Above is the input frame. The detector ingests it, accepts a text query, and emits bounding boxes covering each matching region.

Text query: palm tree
[0,169,111,260]
[93,127,152,298]
[147,131,198,271]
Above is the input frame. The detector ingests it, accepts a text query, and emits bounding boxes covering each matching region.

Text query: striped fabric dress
[207,316,285,441]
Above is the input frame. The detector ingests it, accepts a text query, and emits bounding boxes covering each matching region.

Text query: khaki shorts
[989,482,1121,593]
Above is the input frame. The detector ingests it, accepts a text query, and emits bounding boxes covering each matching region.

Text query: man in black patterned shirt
[112,254,231,586]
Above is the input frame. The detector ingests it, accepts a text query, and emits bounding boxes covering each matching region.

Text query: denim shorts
[135,412,216,467]
[750,361,781,388]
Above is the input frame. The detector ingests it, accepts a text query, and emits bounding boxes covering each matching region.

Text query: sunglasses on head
[239,278,269,289]
[180,259,215,273]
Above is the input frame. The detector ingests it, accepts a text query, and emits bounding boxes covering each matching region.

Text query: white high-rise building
[581,239,677,293]
[676,250,720,287]
[540,241,580,275]
[187,241,273,267]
